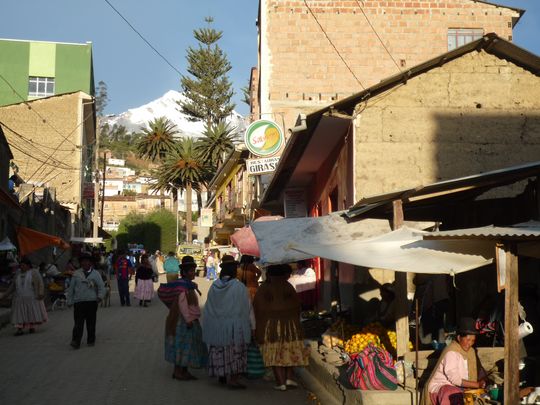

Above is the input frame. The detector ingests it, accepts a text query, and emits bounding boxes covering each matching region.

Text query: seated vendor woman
[426,317,487,405]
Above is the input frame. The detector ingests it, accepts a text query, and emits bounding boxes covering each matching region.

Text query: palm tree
[136,117,178,163]
[154,138,208,243]
[195,122,236,170]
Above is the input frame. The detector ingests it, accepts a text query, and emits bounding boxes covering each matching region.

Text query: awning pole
[392,199,410,357]
[503,242,519,405]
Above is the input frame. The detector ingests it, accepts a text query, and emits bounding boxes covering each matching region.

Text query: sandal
[14,329,24,336]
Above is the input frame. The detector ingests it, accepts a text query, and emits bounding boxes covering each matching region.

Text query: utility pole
[92,121,100,241]
[100,151,107,228]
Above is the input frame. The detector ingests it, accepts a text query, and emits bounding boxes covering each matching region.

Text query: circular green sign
[244,119,284,157]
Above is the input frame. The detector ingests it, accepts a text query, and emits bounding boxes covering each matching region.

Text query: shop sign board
[244,119,284,157]
[284,188,307,218]
[246,156,280,175]
[83,182,95,199]
[200,208,213,227]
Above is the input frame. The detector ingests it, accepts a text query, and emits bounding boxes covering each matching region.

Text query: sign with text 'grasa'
[246,156,280,175]
[244,119,284,157]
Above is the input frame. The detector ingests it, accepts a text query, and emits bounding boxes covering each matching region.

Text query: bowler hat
[457,317,479,335]
[179,255,197,270]
[79,253,93,262]
[220,254,239,269]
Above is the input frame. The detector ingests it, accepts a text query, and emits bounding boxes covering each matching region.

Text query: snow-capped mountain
[102,90,247,139]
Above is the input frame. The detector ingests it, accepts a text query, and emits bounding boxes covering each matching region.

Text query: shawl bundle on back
[253,276,303,344]
[422,340,481,405]
[202,278,251,346]
[164,279,199,337]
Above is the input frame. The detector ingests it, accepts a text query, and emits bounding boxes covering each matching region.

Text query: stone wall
[260,0,519,131]
[354,50,540,199]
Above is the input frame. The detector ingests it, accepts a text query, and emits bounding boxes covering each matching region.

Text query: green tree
[95,80,109,117]
[241,79,251,106]
[136,117,178,163]
[196,122,236,168]
[154,138,207,243]
[180,17,235,126]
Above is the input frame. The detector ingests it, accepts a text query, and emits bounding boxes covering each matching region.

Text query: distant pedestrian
[134,254,154,307]
[165,256,207,381]
[0,258,47,336]
[254,264,309,391]
[205,251,216,281]
[202,255,254,389]
[164,251,180,283]
[237,255,261,301]
[66,254,106,349]
[114,250,133,306]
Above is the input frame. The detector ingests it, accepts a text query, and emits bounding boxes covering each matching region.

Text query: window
[448,28,483,51]
[28,76,55,97]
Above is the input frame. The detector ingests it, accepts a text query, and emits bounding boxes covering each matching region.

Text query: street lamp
[169,183,179,248]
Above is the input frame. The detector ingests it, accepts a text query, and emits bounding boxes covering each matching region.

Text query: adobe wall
[260,0,518,131]
[353,50,540,199]
[0,93,87,204]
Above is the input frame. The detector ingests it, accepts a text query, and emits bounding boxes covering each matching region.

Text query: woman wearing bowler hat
[424,317,488,405]
[165,256,207,381]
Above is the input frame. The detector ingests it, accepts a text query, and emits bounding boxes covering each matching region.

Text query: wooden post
[503,242,519,405]
[393,200,410,357]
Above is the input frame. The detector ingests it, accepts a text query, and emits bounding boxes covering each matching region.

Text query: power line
[354,0,402,72]
[303,0,365,90]
[103,0,183,76]
[0,73,81,148]
[0,121,76,170]
[29,109,96,182]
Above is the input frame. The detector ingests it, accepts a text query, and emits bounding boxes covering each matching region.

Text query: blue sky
[1,0,538,116]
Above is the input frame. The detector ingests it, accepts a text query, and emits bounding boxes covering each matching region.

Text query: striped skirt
[165,319,207,368]
[207,343,248,377]
[11,295,48,328]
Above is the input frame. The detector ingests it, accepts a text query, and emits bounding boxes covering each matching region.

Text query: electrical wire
[0,119,76,153]
[354,0,402,72]
[27,109,96,182]
[303,0,366,90]
[0,73,80,148]
[0,121,76,170]
[103,0,182,76]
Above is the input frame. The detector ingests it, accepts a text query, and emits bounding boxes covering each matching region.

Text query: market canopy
[250,212,433,264]
[289,226,495,274]
[231,216,283,257]
[0,237,16,251]
[17,226,70,256]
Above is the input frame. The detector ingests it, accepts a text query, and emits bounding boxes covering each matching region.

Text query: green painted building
[0,38,94,106]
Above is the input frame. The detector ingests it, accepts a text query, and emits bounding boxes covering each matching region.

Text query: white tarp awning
[70,237,104,244]
[289,227,495,275]
[250,212,434,264]
[0,237,17,251]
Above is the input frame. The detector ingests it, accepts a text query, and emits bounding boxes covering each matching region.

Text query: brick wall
[0,92,92,204]
[260,0,519,131]
[353,50,540,198]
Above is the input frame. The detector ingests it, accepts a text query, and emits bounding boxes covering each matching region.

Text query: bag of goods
[346,343,398,390]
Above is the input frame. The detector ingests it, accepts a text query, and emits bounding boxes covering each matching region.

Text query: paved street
[0,275,313,405]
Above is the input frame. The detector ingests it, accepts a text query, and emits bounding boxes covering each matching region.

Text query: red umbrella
[230,216,283,257]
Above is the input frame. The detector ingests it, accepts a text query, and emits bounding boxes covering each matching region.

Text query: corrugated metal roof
[347,160,540,219]
[421,221,540,240]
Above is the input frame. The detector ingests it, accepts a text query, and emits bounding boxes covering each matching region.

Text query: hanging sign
[200,208,213,227]
[246,156,280,175]
[244,119,284,157]
[284,188,307,218]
